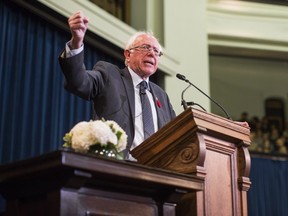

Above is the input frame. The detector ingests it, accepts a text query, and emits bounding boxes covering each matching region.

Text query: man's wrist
[65,41,84,58]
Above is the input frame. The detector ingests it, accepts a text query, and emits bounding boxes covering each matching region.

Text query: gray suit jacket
[59,51,176,153]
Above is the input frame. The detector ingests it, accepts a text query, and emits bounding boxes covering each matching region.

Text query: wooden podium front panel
[61,189,158,216]
[204,135,238,216]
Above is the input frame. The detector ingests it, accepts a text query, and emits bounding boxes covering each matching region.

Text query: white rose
[105,120,127,152]
[70,121,96,152]
[90,120,117,146]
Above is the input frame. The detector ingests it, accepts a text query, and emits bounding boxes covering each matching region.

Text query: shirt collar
[128,67,150,90]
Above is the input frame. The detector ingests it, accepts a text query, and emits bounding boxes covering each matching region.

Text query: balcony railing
[89,0,130,24]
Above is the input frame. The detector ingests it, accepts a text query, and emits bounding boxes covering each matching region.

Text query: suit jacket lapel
[121,68,135,118]
[120,68,135,150]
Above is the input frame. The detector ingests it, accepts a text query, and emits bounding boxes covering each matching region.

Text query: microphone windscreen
[176,73,186,81]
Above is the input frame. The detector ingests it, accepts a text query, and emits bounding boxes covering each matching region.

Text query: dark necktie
[139,81,155,140]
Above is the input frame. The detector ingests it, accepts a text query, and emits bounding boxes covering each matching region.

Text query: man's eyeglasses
[129,44,163,57]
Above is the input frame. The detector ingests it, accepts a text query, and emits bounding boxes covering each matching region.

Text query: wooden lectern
[131,108,251,216]
[0,149,203,216]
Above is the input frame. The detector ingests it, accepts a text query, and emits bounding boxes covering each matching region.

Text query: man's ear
[124,49,130,59]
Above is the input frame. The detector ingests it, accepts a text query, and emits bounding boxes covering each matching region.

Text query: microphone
[177,74,206,111]
[176,73,231,119]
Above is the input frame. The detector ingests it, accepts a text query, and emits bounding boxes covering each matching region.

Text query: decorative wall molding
[207,0,288,55]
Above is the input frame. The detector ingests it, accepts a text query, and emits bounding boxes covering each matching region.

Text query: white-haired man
[59,12,176,158]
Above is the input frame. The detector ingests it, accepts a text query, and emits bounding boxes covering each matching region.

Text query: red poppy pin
[156,97,161,108]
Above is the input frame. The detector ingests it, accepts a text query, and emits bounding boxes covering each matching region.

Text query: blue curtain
[248,157,288,216]
[0,1,124,164]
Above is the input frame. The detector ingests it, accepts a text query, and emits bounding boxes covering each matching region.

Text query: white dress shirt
[128,68,158,151]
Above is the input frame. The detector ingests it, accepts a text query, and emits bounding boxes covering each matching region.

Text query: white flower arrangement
[63,119,127,159]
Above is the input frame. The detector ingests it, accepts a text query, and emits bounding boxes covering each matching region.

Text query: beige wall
[163,1,210,115]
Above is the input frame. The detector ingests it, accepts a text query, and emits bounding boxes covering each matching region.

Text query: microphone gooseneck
[181,84,191,110]
[176,73,231,119]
